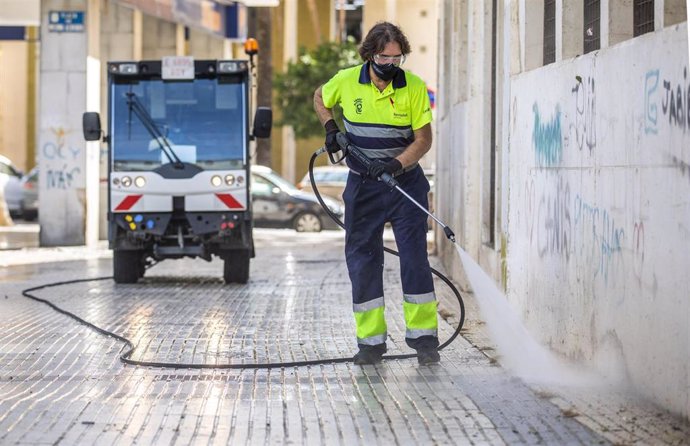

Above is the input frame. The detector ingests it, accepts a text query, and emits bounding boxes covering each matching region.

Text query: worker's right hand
[324,119,342,154]
[367,158,402,180]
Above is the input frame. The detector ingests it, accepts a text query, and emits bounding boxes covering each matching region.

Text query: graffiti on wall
[632,221,645,280]
[645,66,690,133]
[661,67,689,131]
[569,76,597,151]
[644,70,660,134]
[670,154,690,183]
[42,127,82,190]
[573,195,626,283]
[532,103,563,167]
[536,176,572,260]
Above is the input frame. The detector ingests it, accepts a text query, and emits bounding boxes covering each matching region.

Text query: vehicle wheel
[223,249,250,284]
[113,249,142,284]
[22,209,37,221]
[293,212,322,232]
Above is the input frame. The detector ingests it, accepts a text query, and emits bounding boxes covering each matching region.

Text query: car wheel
[293,212,322,232]
[22,208,37,221]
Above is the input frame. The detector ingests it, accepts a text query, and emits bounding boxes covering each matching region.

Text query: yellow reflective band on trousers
[354,306,387,343]
[403,300,438,331]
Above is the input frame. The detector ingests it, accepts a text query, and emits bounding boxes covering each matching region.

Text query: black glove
[324,119,342,154]
[367,158,402,180]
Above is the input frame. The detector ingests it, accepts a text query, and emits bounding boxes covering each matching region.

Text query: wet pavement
[1,229,689,445]
[0,222,39,250]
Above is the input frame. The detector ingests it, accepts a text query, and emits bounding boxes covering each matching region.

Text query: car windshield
[0,160,21,178]
[303,169,349,183]
[255,169,299,192]
[111,77,247,171]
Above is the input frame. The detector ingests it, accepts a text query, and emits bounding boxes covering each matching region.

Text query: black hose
[307,151,465,359]
[20,152,465,369]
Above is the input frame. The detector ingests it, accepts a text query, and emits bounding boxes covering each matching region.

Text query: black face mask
[371,61,400,81]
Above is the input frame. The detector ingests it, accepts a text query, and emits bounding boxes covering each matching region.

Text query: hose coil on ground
[20,151,464,369]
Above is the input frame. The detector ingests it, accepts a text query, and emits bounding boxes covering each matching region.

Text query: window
[584,0,601,53]
[634,0,655,36]
[543,0,556,64]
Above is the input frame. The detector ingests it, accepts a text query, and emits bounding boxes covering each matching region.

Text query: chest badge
[354,98,363,114]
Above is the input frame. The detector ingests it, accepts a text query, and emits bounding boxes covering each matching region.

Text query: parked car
[2,163,38,221]
[251,165,343,232]
[297,165,349,204]
[0,154,24,218]
[16,167,38,221]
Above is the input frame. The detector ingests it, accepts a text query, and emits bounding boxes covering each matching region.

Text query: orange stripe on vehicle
[115,194,142,211]
[216,193,243,209]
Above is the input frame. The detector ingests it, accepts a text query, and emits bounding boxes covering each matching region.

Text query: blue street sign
[48,11,85,33]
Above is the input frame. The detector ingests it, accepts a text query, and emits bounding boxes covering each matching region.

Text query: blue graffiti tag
[644,69,659,134]
[532,103,563,167]
[573,195,625,284]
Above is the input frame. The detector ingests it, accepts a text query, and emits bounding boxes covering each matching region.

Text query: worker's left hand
[367,158,402,180]
[324,119,342,154]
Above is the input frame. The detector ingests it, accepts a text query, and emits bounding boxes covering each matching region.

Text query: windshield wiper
[125,91,185,169]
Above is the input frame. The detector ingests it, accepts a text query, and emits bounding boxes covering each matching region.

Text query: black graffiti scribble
[571,76,596,152]
[661,67,690,131]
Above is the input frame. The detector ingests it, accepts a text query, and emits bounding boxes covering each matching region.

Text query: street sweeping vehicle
[83,47,271,285]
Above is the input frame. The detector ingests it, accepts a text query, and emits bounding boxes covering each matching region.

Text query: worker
[313,22,439,365]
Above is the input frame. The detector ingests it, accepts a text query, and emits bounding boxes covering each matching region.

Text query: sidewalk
[0,222,111,267]
[0,222,39,251]
[1,229,689,445]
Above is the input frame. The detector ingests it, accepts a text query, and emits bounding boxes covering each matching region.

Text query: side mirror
[252,107,272,139]
[82,112,102,141]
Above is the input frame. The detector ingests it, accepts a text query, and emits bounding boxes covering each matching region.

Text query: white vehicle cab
[83,53,272,284]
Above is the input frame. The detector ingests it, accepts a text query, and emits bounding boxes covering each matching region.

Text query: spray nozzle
[443,226,456,243]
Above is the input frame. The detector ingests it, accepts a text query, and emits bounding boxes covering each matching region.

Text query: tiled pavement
[1,229,689,445]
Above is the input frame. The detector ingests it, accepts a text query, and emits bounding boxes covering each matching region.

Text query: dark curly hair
[358,22,411,61]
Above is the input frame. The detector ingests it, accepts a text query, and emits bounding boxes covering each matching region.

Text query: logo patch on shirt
[354,98,363,114]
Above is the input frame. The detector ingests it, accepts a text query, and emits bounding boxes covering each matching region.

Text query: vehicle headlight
[134,176,146,187]
[121,176,132,187]
[211,175,222,187]
[224,174,235,186]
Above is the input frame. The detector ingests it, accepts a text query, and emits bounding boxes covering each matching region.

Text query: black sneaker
[353,349,384,365]
[417,349,441,365]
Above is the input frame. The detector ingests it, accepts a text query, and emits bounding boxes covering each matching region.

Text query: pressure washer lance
[333,132,457,243]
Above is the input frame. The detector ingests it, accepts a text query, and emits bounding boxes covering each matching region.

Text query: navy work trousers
[343,165,439,351]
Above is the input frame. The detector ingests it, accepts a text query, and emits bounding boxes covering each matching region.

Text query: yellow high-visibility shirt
[321,62,432,164]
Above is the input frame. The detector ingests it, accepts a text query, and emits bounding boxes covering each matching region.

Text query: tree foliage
[274,40,360,139]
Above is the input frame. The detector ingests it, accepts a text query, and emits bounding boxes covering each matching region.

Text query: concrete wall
[436,0,689,420]
[436,0,505,280]
[38,0,89,245]
[508,22,689,419]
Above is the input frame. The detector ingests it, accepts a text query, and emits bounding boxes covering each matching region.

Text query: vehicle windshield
[255,169,299,193]
[111,77,246,171]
